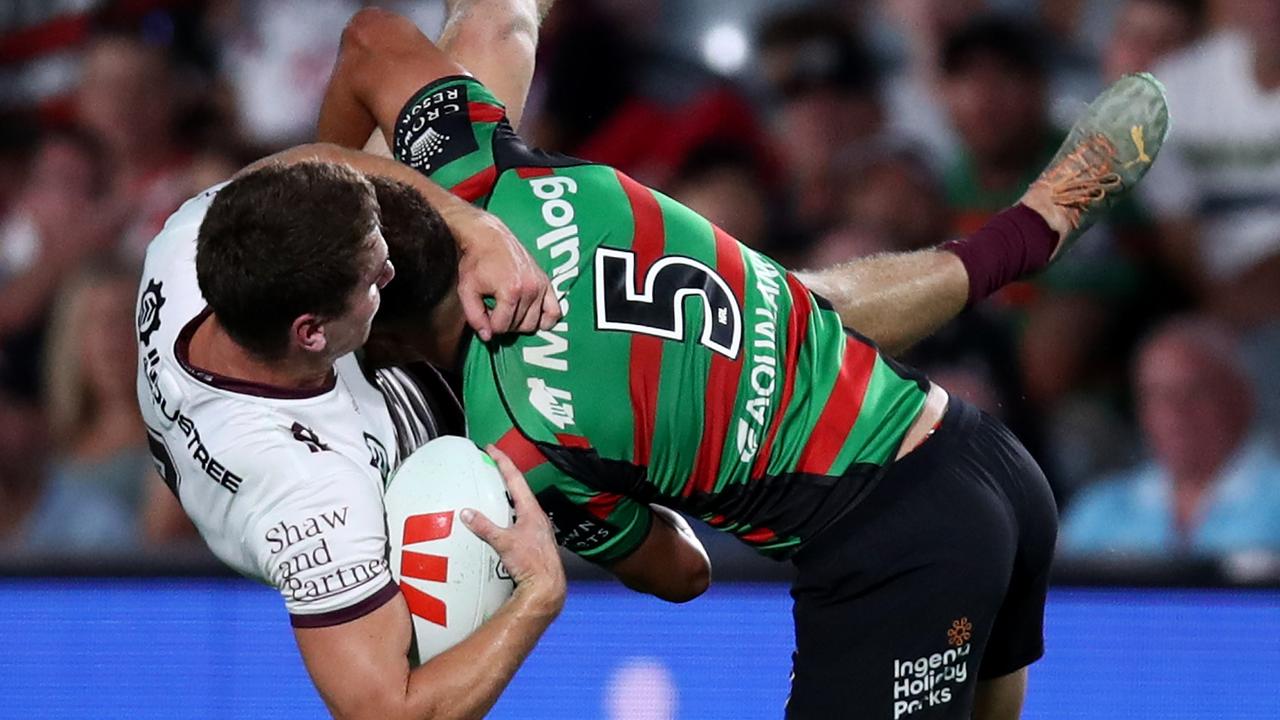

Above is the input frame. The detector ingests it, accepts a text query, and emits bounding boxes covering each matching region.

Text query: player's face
[325,229,396,357]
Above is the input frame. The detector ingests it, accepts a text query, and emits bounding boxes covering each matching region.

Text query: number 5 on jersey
[594,247,742,359]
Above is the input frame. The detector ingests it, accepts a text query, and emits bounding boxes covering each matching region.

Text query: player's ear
[292,313,328,354]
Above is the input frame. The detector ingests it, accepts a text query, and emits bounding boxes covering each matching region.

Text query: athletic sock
[941,204,1058,306]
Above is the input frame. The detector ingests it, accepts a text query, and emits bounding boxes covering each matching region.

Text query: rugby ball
[385,436,515,665]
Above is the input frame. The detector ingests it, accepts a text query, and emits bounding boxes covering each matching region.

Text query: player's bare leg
[801,73,1169,354]
[973,668,1028,720]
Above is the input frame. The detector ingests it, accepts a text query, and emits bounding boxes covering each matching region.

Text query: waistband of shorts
[895,394,982,468]
[792,397,983,566]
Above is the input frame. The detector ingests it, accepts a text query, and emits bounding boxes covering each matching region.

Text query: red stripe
[0,15,89,63]
[586,493,622,520]
[751,275,813,479]
[516,166,554,179]
[451,165,497,202]
[402,511,454,545]
[793,338,879,475]
[468,102,506,123]
[741,526,777,543]
[400,583,448,627]
[684,227,747,497]
[400,550,448,582]
[555,433,591,449]
[494,428,548,473]
[617,172,665,466]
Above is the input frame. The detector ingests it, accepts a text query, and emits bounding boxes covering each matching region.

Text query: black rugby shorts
[786,398,1058,720]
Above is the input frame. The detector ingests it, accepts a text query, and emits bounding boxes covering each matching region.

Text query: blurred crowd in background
[1,0,1278,565]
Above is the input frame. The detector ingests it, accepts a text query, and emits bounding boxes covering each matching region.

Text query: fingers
[539,286,561,331]
[515,292,543,334]
[459,508,504,549]
[486,445,538,514]
[487,285,519,337]
[459,281,493,342]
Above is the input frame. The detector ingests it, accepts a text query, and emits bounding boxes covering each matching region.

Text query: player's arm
[490,431,710,603]
[608,504,711,603]
[318,3,544,153]
[293,450,565,720]
[795,190,1069,355]
[244,141,558,338]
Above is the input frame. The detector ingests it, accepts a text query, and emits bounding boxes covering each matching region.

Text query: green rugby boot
[1024,72,1170,259]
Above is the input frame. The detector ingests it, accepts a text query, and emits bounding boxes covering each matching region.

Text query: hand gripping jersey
[394,77,928,562]
[135,187,458,626]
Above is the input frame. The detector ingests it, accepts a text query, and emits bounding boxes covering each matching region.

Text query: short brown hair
[196,162,379,359]
[368,176,458,329]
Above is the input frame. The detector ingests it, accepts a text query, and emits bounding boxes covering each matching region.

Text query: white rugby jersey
[135,185,455,627]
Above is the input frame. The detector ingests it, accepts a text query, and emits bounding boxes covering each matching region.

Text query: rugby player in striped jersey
[305,8,1169,718]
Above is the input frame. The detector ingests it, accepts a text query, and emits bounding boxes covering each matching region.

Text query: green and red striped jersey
[393,76,928,562]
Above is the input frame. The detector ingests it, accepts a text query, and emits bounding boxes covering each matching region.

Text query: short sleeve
[480,417,654,565]
[249,470,398,628]
[391,75,509,203]
[524,461,654,564]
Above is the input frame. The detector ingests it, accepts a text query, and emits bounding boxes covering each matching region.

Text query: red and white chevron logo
[400,511,452,627]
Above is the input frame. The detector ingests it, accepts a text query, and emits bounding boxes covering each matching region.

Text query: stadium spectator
[1061,317,1280,556]
[938,14,1171,491]
[758,8,883,242]
[1139,0,1280,429]
[0,128,113,401]
[808,139,952,264]
[1101,0,1207,82]
[208,0,389,148]
[939,15,1056,237]
[875,0,986,165]
[0,392,46,549]
[666,141,771,254]
[75,32,196,259]
[19,263,152,554]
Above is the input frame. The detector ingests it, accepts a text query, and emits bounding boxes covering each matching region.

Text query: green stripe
[431,121,500,193]
[648,193,711,486]
[829,357,928,471]
[767,307,847,475]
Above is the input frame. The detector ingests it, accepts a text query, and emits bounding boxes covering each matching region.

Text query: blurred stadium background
[0,0,1278,717]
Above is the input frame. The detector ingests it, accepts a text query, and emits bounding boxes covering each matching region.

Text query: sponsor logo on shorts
[947,617,972,647]
[891,618,972,719]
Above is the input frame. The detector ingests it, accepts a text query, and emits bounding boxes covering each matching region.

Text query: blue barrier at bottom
[0,580,1276,719]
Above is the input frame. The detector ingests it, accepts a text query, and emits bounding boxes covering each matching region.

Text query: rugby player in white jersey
[135,2,569,718]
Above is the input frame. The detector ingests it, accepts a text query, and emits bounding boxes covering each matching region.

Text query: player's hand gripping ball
[385,436,516,665]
